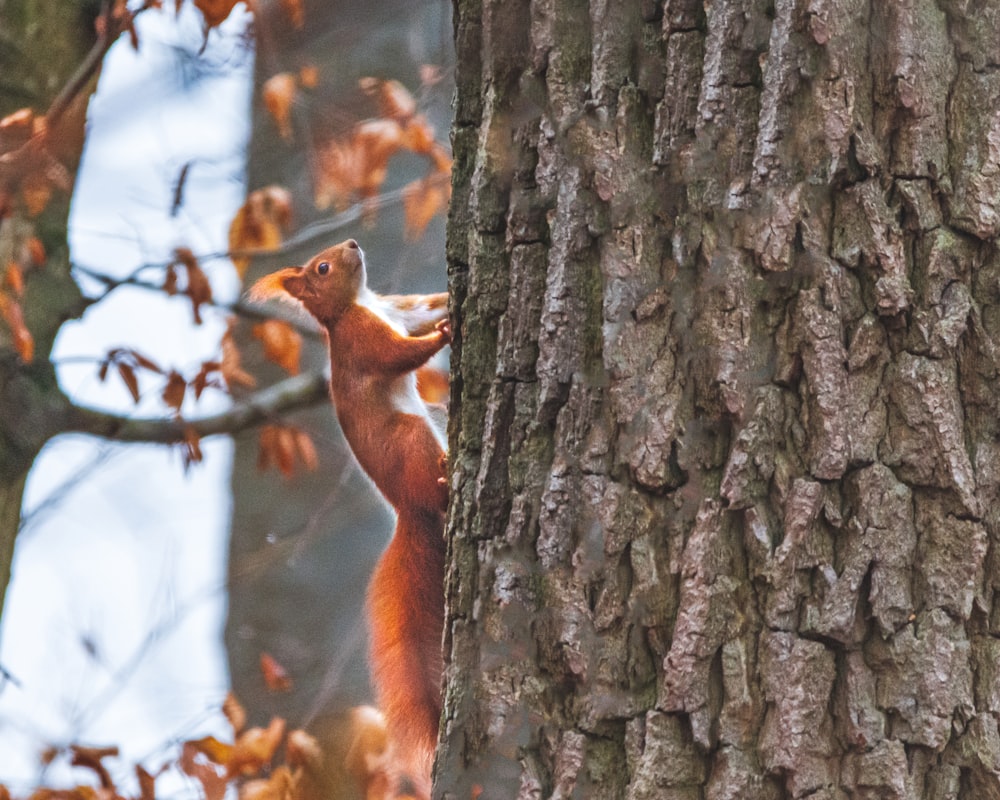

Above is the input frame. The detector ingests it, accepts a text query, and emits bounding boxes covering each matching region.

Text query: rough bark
[440,0,1000,798]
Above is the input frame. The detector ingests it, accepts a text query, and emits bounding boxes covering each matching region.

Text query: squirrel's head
[249,239,367,326]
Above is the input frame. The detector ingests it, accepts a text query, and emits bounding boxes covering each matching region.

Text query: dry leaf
[117,362,141,403]
[292,429,318,472]
[279,0,303,28]
[0,293,33,362]
[263,73,298,141]
[221,319,257,390]
[285,730,322,770]
[252,319,301,375]
[163,263,178,295]
[162,370,187,413]
[313,119,404,211]
[257,424,318,478]
[400,115,435,155]
[0,108,36,144]
[191,361,224,399]
[135,765,156,800]
[173,247,213,324]
[3,262,24,296]
[428,142,452,174]
[344,706,392,799]
[360,78,416,122]
[186,736,234,768]
[260,652,293,692]
[180,741,228,800]
[182,426,204,470]
[21,172,52,216]
[228,717,286,777]
[228,186,292,279]
[223,692,247,735]
[69,745,119,790]
[194,0,242,28]
[298,64,318,89]
[239,766,294,800]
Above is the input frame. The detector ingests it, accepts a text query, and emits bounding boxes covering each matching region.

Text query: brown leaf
[3,262,24,296]
[163,263,178,296]
[359,78,416,122]
[179,741,228,800]
[174,247,213,325]
[313,119,404,211]
[130,350,164,374]
[24,236,46,267]
[21,172,52,216]
[292,429,318,473]
[260,652,293,692]
[194,0,242,28]
[344,706,391,798]
[186,736,234,768]
[182,426,203,470]
[69,745,119,790]
[229,717,286,777]
[285,730,322,770]
[0,293,33,362]
[162,370,187,413]
[228,186,292,279]
[239,766,295,800]
[191,362,223,399]
[252,319,301,375]
[400,115,435,155]
[298,64,318,89]
[221,319,257,390]
[117,362,141,404]
[222,692,247,735]
[262,73,298,141]
[135,765,156,800]
[257,424,316,478]
[279,0,304,28]
[0,108,36,144]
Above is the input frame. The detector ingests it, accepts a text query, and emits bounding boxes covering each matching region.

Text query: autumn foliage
[1,691,403,800]
[2,1,452,797]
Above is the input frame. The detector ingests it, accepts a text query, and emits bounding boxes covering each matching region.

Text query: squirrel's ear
[248,267,303,303]
[282,272,307,299]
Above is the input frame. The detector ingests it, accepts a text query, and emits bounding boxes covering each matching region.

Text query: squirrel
[250,239,449,797]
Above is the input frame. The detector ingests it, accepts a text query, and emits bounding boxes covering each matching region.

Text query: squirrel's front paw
[435,318,452,344]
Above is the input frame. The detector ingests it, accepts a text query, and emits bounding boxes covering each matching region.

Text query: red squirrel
[250,239,448,796]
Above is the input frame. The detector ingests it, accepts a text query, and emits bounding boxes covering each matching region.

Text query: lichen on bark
[440,0,1000,797]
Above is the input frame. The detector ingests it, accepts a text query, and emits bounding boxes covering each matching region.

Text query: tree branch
[64,371,329,444]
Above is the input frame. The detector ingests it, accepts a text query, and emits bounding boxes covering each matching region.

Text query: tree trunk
[0,0,93,619]
[440,1,1000,797]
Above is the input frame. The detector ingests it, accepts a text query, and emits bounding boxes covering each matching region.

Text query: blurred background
[0,0,453,795]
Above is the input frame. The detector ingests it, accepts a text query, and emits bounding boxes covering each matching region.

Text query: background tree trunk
[226,0,455,734]
[440,1,1000,797]
[0,0,94,620]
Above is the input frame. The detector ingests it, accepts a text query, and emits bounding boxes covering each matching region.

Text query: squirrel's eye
[317,261,330,275]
